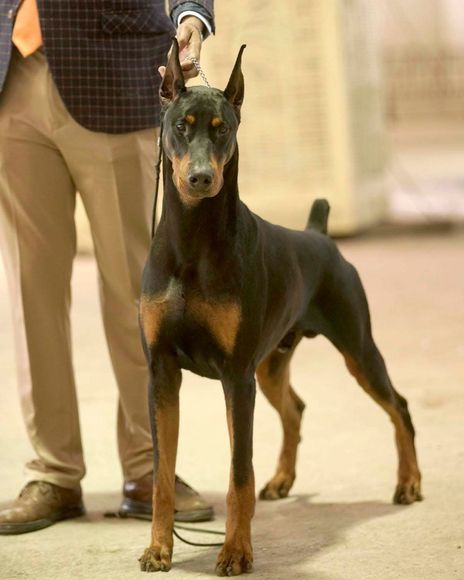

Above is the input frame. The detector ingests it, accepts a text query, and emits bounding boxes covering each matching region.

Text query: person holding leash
[0,0,214,534]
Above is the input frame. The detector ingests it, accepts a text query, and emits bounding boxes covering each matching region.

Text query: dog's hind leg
[342,344,422,504]
[321,261,422,505]
[256,335,305,500]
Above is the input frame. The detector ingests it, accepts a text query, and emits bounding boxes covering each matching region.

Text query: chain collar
[188,56,211,87]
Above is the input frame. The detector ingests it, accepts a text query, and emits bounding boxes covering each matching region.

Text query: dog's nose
[188,169,213,188]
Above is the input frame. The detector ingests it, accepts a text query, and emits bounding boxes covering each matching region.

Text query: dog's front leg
[139,353,181,573]
[216,374,256,576]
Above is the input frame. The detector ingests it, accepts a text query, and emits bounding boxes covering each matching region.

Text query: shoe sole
[119,498,214,523]
[0,505,85,535]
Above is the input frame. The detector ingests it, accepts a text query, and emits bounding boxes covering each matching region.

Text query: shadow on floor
[0,490,405,579]
[162,492,402,579]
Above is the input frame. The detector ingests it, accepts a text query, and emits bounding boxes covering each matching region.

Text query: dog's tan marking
[140,296,167,348]
[171,154,201,208]
[216,473,254,575]
[215,405,254,575]
[189,297,241,355]
[171,153,190,189]
[185,114,195,125]
[140,280,182,346]
[141,364,181,572]
[210,156,225,195]
[151,398,180,543]
[211,116,222,127]
[172,153,225,205]
[343,354,421,497]
[256,338,305,499]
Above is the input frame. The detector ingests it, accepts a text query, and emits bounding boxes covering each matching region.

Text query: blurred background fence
[385,49,464,123]
[76,0,464,249]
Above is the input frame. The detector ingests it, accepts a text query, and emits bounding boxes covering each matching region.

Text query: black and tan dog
[138,41,422,576]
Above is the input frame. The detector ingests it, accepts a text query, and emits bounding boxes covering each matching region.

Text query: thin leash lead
[173,523,224,547]
[103,511,224,547]
[151,56,211,239]
[151,122,163,239]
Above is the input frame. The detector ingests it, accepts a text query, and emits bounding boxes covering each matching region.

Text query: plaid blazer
[0,0,214,133]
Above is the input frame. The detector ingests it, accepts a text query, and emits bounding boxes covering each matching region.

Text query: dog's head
[160,40,246,206]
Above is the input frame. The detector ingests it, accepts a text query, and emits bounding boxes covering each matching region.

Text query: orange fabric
[12,0,43,57]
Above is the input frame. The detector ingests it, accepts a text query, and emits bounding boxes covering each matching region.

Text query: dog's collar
[187,56,211,87]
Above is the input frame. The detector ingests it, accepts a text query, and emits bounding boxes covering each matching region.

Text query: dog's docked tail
[306,199,330,234]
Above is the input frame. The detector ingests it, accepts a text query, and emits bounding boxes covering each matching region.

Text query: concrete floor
[1,228,463,579]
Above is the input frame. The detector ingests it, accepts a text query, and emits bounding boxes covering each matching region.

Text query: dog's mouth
[175,175,224,206]
[172,156,225,206]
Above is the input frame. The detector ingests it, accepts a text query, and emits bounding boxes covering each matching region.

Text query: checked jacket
[0,0,214,132]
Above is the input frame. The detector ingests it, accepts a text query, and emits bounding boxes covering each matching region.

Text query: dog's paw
[393,478,423,505]
[139,544,172,573]
[259,471,294,500]
[215,541,253,576]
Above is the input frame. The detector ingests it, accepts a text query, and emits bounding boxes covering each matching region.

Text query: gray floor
[1,228,463,579]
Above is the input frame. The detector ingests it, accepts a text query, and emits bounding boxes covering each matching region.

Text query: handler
[0,0,214,534]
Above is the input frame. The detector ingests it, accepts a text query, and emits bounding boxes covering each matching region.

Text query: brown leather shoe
[120,473,214,522]
[0,481,85,535]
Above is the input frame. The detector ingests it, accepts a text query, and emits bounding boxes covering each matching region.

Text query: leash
[151,56,211,239]
[104,510,224,547]
[173,523,224,547]
[188,55,211,88]
[151,122,163,239]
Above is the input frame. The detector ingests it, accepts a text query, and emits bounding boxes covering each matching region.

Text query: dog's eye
[176,122,186,133]
[217,124,229,136]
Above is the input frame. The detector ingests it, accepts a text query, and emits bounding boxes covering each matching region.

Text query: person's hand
[158,16,204,80]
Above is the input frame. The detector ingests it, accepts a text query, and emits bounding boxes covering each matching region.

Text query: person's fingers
[157,52,195,80]
[176,17,203,78]
[180,56,194,71]
[161,18,204,82]
[182,31,201,61]
[179,35,201,78]
[176,19,202,49]
[182,67,198,80]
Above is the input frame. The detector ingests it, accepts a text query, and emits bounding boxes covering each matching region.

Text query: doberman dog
[138,41,422,576]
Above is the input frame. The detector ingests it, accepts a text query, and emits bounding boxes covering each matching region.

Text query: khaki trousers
[0,49,157,488]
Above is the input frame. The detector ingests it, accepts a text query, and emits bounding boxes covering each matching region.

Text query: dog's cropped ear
[224,45,246,114]
[160,38,186,106]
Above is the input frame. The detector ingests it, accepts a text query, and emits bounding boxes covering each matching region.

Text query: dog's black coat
[138,42,422,576]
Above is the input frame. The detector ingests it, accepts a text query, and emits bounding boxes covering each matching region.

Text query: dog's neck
[158,147,241,267]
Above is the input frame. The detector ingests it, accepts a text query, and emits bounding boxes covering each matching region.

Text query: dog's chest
[140,277,241,357]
